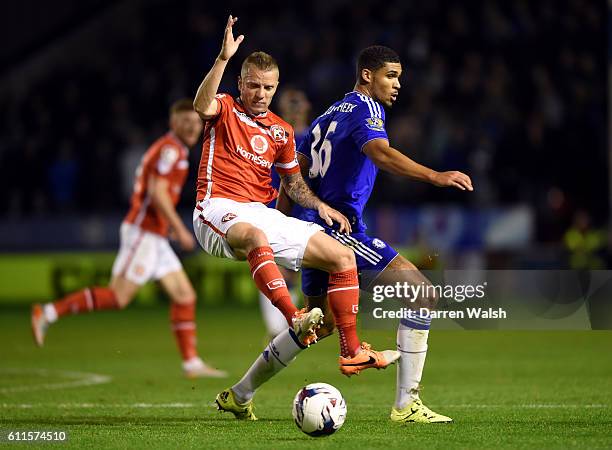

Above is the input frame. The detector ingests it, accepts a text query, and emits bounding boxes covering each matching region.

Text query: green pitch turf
[1,305,611,449]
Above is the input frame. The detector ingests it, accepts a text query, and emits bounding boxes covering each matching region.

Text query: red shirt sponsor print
[197,94,300,204]
[125,132,189,236]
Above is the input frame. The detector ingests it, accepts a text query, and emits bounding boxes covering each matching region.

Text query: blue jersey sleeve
[296,128,313,161]
[351,101,388,150]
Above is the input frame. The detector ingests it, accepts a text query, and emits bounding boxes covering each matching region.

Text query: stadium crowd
[0,0,605,243]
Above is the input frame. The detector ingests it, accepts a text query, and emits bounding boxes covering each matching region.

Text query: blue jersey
[296,91,388,232]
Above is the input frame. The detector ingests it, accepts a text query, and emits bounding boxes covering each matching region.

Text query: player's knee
[113,292,131,309]
[109,277,138,309]
[172,295,196,306]
[243,226,269,252]
[331,245,356,272]
[227,223,269,258]
[418,281,438,310]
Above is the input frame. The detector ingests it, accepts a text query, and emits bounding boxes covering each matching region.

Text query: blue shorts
[301,227,398,297]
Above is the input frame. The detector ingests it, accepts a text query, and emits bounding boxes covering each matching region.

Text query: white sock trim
[44,304,58,323]
[84,288,94,311]
[327,286,359,294]
[251,260,273,278]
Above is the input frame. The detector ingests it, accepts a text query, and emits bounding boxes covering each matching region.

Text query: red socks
[328,268,361,358]
[53,287,119,317]
[248,246,297,325]
[170,302,198,361]
[52,287,200,363]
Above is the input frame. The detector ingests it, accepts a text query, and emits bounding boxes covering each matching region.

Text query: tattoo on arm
[281,172,322,210]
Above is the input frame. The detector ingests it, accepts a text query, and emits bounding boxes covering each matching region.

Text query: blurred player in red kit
[31,99,227,379]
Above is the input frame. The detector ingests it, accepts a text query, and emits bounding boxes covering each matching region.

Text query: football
[292,382,347,437]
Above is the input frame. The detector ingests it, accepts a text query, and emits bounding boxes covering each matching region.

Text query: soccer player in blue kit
[280,46,473,423]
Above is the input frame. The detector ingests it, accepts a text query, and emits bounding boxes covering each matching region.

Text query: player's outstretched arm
[148,175,195,251]
[363,138,474,191]
[193,15,244,120]
[280,172,352,233]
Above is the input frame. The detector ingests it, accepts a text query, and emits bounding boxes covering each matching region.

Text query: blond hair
[241,51,279,77]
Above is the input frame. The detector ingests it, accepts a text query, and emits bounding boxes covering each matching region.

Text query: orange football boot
[31,304,49,347]
[339,342,400,376]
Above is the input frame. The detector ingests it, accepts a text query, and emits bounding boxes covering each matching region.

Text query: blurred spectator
[0,0,606,245]
[276,87,312,136]
[119,128,147,204]
[564,210,606,270]
[48,140,78,212]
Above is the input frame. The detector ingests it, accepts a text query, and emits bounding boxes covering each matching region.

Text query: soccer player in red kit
[192,16,399,420]
[31,99,226,379]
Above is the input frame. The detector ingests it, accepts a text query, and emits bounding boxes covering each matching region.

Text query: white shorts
[192,198,323,271]
[111,223,183,285]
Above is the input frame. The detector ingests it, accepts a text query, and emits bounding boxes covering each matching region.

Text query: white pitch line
[0,368,111,393]
[0,403,608,409]
[0,403,197,409]
[357,403,610,409]
[59,403,196,408]
[438,404,609,409]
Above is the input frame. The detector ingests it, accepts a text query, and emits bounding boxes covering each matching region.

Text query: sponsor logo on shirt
[236,145,273,168]
[222,213,237,223]
[250,134,269,155]
[365,117,385,131]
[270,124,288,143]
[372,238,387,249]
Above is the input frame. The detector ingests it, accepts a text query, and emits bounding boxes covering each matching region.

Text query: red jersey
[125,132,189,236]
[196,94,300,204]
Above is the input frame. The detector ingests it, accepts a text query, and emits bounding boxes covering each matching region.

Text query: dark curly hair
[356,46,400,83]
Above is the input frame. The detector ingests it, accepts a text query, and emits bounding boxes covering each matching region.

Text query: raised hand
[218,15,245,61]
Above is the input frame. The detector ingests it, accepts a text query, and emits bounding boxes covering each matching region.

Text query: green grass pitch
[1,305,611,449]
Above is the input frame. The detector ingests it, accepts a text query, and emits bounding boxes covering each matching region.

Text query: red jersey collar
[234,97,271,123]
